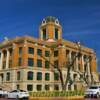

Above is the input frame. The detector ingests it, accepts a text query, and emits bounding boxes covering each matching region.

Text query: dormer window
[42,19,46,24]
[55,19,59,25]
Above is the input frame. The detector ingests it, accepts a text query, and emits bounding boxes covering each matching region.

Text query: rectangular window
[3,61,6,69]
[19,47,22,55]
[45,85,50,91]
[37,59,42,67]
[55,28,58,40]
[3,51,7,57]
[37,49,42,56]
[45,61,49,68]
[78,64,81,71]
[54,72,59,81]
[17,72,20,80]
[27,72,33,80]
[54,60,58,68]
[9,60,12,68]
[45,51,50,57]
[43,29,46,40]
[6,72,10,81]
[37,72,42,80]
[68,85,71,90]
[28,47,34,54]
[54,50,58,57]
[28,58,34,66]
[18,58,22,66]
[45,73,50,81]
[17,85,20,89]
[0,73,4,82]
[54,85,59,90]
[27,85,33,91]
[37,85,42,91]
[9,48,13,56]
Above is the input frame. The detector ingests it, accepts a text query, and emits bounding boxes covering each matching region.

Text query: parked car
[84,85,100,98]
[7,89,29,99]
[0,88,8,98]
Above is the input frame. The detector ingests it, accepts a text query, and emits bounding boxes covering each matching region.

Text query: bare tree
[41,42,96,91]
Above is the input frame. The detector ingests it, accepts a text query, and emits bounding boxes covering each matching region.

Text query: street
[0,98,100,100]
[0,98,28,100]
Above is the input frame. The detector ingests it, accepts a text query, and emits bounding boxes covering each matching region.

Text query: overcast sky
[0,0,100,71]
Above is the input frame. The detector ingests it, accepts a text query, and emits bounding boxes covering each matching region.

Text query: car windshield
[89,86,98,89]
[10,90,18,93]
[20,90,26,92]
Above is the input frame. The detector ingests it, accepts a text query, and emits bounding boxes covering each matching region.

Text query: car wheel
[4,94,8,98]
[96,93,100,98]
[16,95,19,100]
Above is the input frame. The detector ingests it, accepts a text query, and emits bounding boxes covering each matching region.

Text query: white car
[7,90,29,99]
[0,88,8,98]
[85,86,100,98]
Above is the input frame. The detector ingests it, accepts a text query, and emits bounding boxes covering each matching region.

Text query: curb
[29,96,84,100]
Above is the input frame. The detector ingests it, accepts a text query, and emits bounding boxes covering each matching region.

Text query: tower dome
[39,16,62,41]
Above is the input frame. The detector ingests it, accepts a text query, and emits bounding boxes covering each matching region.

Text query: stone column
[6,49,10,69]
[0,51,3,70]
[69,51,72,63]
[81,54,84,72]
[76,55,78,71]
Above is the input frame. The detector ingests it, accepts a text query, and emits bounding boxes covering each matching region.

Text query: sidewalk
[29,96,84,100]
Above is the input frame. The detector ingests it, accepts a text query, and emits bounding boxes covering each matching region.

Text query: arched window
[27,71,33,80]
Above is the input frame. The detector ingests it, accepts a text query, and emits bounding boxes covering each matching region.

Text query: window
[54,85,59,90]
[45,73,50,81]
[54,72,59,81]
[37,59,42,67]
[78,64,81,71]
[18,58,22,66]
[84,64,87,72]
[55,28,58,40]
[37,49,42,56]
[73,74,77,81]
[28,58,34,66]
[68,85,71,90]
[45,51,50,57]
[19,47,22,55]
[28,47,34,54]
[37,72,42,80]
[74,84,77,90]
[54,60,58,68]
[3,61,6,69]
[45,85,50,91]
[3,51,7,57]
[54,50,58,57]
[6,72,10,81]
[0,74,4,81]
[37,85,42,91]
[17,71,20,80]
[45,61,49,68]
[27,71,33,80]
[42,29,46,40]
[9,49,13,56]
[17,85,20,89]
[9,60,12,68]
[27,85,33,91]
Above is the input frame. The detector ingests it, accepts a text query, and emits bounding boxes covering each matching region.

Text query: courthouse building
[0,16,99,91]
